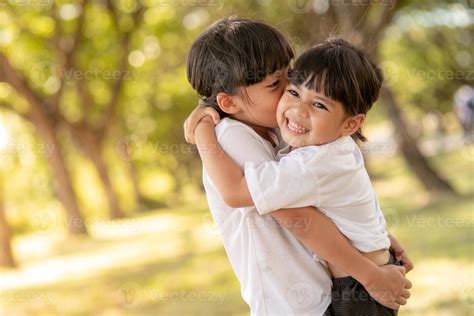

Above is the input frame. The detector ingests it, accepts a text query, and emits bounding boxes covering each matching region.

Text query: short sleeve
[216,122,275,169]
[244,150,321,215]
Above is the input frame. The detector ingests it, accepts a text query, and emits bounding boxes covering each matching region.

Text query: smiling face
[277,83,361,148]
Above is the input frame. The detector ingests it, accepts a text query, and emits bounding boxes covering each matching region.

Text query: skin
[219,68,287,144]
[185,70,412,309]
[278,83,365,148]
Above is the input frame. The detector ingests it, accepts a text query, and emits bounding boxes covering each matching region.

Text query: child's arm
[271,208,411,309]
[194,117,253,208]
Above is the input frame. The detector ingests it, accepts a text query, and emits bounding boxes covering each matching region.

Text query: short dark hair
[186,16,294,117]
[289,38,383,142]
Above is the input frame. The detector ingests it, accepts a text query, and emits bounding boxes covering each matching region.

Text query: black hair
[289,38,383,142]
[186,16,294,117]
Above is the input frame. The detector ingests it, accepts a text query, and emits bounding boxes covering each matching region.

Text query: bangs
[288,39,383,116]
[289,46,360,113]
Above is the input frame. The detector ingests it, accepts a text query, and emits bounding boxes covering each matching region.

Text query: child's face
[276,83,349,148]
[233,68,288,129]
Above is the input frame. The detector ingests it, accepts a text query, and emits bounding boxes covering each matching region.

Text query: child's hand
[183,104,220,144]
[364,264,412,310]
[194,115,216,135]
[389,234,414,273]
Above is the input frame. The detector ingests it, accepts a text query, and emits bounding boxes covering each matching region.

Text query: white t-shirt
[245,136,390,254]
[203,118,332,316]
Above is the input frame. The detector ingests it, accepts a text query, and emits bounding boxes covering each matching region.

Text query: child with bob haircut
[185,16,412,316]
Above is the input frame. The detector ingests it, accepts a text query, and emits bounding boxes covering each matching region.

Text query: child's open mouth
[285,118,309,135]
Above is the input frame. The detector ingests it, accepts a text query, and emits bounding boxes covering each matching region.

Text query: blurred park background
[0,0,472,315]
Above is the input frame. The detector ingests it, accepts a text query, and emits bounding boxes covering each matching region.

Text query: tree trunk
[46,129,89,234]
[74,128,124,219]
[0,172,16,268]
[85,144,124,218]
[379,87,456,194]
[115,139,166,210]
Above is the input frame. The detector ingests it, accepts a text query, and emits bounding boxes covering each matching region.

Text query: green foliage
[381,4,473,115]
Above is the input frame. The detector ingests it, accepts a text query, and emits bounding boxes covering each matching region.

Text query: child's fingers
[396,296,407,306]
[402,261,414,273]
[209,110,220,124]
[401,288,411,299]
[183,119,196,144]
[396,265,406,276]
[199,108,219,124]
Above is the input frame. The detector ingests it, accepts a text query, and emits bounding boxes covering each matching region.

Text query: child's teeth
[288,120,307,133]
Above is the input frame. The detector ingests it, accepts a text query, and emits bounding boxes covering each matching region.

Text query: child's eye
[286,89,299,97]
[267,80,280,88]
[314,102,329,111]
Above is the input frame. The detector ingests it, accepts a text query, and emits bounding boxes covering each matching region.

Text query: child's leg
[325,252,400,316]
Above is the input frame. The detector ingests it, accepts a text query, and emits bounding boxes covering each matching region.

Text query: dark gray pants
[324,252,399,316]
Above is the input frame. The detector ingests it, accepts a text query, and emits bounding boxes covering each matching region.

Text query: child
[185,17,411,315]
[192,38,411,315]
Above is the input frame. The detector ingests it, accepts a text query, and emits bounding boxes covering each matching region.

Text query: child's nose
[294,103,309,119]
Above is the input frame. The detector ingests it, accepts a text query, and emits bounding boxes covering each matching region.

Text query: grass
[1,146,473,316]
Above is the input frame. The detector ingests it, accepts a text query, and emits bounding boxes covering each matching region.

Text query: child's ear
[216,93,241,115]
[341,114,365,136]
